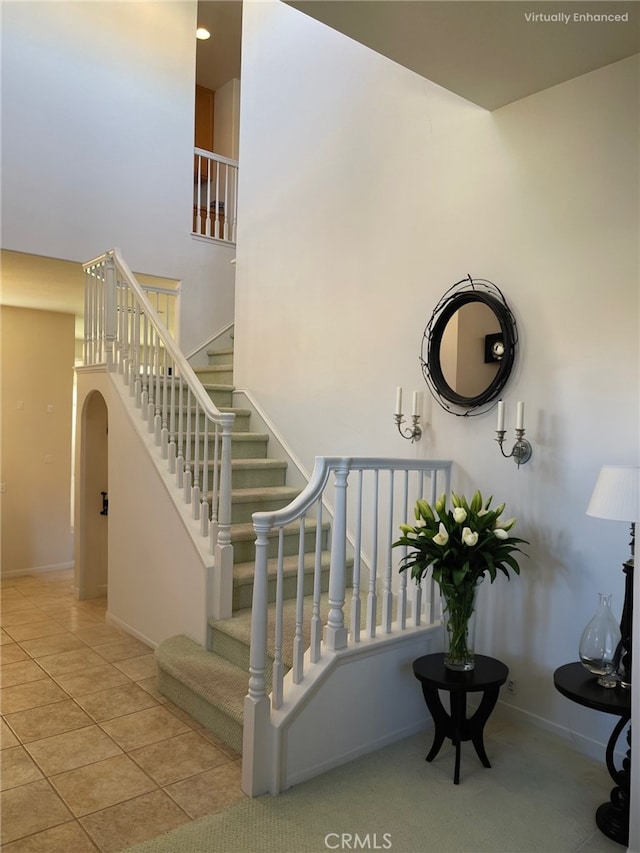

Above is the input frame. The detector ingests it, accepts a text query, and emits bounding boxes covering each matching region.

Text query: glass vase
[440,579,482,671]
[579,592,621,688]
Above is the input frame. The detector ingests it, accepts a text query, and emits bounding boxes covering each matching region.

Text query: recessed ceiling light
[196,27,211,40]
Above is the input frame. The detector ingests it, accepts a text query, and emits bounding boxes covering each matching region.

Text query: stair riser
[230,495,298,525]
[157,667,243,755]
[153,387,234,408]
[194,367,234,385]
[207,349,234,366]
[180,436,269,461]
[169,411,251,433]
[182,462,286,490]
[233,565,330,611]
[231,525,330,564]
[231,464,287,489]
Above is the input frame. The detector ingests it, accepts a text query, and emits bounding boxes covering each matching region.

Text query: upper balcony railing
[193,149,238,244]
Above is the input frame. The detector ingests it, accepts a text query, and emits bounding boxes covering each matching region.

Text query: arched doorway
[79,391,108,600]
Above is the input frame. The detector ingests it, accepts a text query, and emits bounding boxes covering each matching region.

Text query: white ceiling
[196,1,243,92]
[285,0,640,110]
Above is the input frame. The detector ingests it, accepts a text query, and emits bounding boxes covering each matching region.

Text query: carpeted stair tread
[231,486,299,503]
[230,458,287,471]
[155,635,246,724]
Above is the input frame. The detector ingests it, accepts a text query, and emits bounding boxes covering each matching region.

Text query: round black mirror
[421,277,518,416]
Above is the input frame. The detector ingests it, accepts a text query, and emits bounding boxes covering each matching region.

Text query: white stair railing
[83,248,235,621]
[243,457,452,790]
[193,149,238,243]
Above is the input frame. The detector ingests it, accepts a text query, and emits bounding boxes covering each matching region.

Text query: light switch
[47,404,54,413]
[44,454,53,464]
[17,400,24,410]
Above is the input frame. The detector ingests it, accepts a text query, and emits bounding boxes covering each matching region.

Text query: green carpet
[124,715,619,853]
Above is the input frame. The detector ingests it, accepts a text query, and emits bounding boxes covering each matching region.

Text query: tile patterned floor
[1,569,246,852]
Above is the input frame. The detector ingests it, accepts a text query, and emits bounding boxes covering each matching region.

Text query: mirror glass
[440,302,500,398]
[421,281,518,415]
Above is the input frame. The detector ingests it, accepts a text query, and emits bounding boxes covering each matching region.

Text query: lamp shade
[586,465,640,522]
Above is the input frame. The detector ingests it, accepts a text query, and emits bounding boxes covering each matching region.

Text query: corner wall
[0,307,75,575]
[235,0,639,765]
[74,368,211,647]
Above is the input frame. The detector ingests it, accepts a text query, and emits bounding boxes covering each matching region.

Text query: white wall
[214,78,241,160]
[75,368,211,647]
[235,0,638,765]
[0,1,235,354]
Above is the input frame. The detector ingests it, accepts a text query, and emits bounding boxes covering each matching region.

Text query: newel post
[324,461,350,651]
[241,522,272,796]
[211,414,234,620]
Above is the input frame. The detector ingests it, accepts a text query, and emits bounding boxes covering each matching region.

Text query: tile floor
[1,569,246,852]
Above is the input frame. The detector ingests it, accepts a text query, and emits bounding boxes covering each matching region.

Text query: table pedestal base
[595,716,631,846]
[421,684,500,785]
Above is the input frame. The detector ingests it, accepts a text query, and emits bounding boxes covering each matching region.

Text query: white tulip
[453,507,467,523]
[433,523,449,546]
[462,527,479,547]
[494,528,509,540]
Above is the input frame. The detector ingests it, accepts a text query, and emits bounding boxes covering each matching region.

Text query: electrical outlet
[507,679,517,695]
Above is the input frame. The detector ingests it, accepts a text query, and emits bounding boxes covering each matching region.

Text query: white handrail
[247,457,452,705]
[82,248,236,621]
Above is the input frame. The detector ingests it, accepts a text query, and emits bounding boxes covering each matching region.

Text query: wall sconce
[395,386,422,443]
[495,400,532,467]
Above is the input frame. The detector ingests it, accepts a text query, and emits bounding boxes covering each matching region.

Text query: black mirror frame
[420,277,518,416]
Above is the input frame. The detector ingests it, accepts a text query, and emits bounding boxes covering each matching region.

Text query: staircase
[155,345,329,755]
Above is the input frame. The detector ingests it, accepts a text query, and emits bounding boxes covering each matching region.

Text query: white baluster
[168,359,176,473]
[310,500,323,662]
[200,418,209,537]
[192,402,201,519]
[272,528,285,708]
[350,469,364,644]
[141,313,149,417]
[292,517,306,684]
[397,470,409,630]
[176,376,184,489]
[184,388,192,502]
[366,468,379,639]
[382,470,394,634]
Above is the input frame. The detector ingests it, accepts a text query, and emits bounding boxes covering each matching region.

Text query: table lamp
[586,465,639,688]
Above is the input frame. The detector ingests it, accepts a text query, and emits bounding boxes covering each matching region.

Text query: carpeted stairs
[155,347,335,755]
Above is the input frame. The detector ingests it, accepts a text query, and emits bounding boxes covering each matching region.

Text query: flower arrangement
[394,490,528,669]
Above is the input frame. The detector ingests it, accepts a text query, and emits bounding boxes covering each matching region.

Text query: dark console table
[553,662,631,846]
[413,653,508,784]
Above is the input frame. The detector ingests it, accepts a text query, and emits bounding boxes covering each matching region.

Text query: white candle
[496,400,505,432]
[516,401,524,430]
[395,386,403,416]
[412,391,419,417]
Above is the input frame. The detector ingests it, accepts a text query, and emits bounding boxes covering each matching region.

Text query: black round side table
[553,662,631,846]
[413,653,509,784]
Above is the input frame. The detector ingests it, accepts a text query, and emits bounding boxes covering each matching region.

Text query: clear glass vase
[579,592,621,688]
[441,579,482,671]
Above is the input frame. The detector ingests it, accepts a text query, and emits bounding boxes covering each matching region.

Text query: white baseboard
[495,696,626,765]
[1,562,74,579]
[105,610,159,650]
[285,717,434,790]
